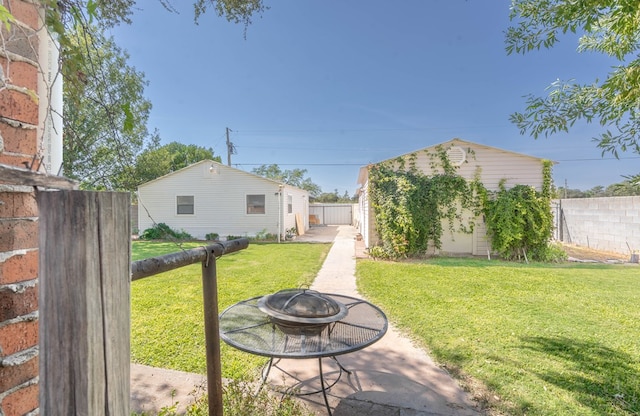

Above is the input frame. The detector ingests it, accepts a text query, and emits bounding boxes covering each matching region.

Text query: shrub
[133,379,312,416]
[141,223,192,241]
[369,245,392,260]
[205,232,219,241]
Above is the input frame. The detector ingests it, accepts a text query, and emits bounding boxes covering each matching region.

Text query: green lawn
[356,258,640,416]
[130,241,331,379]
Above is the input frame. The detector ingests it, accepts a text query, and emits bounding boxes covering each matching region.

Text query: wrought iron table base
[260,356,351,416]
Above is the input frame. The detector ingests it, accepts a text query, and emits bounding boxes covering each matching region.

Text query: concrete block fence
[553,196,640,256]
[1,1,42,414]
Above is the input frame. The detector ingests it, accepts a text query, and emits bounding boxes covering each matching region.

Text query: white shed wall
[358,139,547,255]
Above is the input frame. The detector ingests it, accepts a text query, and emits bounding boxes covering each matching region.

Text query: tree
[63,25,152,191]
[25,0,266,187]
[135,140,220,184]
[507,1,640,157]
[252,164,322,197]
[313,189,356,203]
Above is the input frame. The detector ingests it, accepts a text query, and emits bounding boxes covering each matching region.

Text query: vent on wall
[446,146,466,166]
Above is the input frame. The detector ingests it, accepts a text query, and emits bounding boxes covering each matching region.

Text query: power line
[235,163,364,167]
[234,156,640,167]
[233,125,512,134]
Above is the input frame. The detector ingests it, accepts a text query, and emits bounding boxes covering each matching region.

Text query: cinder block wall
[555,196,640,255]
[0,1,42,414]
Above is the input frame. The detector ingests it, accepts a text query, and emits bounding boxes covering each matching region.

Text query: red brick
[1,382,38,416]
[0,285,38,323]
[1,23,38,64]
[0,120,38,154]
[0,320,38,357]
[0,153,32,168]
[0,89,38,125]
[0,219,38,252]
[0,192,38,218]
[0,58,38,91]
[0,354,37,392]
[3,0,40,30]
[0,250,38,285]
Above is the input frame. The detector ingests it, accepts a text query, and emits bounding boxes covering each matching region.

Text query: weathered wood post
[202,249,224,416]
[38,190,131,414]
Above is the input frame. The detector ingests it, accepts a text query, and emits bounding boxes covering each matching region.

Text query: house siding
[358,139,548,255]
[138,161,309,239]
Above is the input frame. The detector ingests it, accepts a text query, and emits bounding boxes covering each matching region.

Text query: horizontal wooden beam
[0,163,78,190]
[131,238,249,281]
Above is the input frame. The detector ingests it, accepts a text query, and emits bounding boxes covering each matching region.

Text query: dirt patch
[561,243,631,263]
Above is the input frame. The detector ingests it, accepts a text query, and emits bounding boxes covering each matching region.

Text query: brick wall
[0,1,42,415]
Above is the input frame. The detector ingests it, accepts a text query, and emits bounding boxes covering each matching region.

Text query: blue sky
[110,0,639,195]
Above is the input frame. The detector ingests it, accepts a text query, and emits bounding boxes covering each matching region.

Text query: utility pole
[226,127,236,166]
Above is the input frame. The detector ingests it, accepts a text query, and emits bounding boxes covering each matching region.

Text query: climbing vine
[368,145,482,259]
[482,160,561,261]
[369,151,560,262]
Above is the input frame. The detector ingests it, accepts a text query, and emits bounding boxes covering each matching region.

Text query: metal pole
[202,248,224,416]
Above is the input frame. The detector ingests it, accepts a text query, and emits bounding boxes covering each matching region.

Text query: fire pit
[257,288,348,336]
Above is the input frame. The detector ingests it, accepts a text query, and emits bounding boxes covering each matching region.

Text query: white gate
[309,204,354,225]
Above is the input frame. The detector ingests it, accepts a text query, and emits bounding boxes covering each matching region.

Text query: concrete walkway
[266,226,481,416]
[130,225,482,415]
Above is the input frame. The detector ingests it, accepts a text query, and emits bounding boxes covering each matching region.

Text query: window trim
[246,194,266,215]
[176,195,195,215]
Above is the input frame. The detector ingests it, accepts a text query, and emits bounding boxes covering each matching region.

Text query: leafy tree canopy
[32,0,265,187]
[557,175,640,198]
[63,25,151,192]
[313,189,356,203]
[252,164,322,197]
[135,140,220,185]
[507,0,640,157]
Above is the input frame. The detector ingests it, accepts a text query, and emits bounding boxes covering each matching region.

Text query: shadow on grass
[520,336,639,415]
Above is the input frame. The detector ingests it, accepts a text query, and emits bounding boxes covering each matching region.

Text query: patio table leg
[318,358,333,416]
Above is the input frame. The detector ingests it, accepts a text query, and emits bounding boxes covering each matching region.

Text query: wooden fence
[39,190,248,415]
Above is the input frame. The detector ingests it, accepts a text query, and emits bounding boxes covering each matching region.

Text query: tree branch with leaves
[507,0,640,157]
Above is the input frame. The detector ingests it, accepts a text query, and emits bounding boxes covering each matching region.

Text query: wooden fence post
[202,251,224,416]
[38,190,131,415]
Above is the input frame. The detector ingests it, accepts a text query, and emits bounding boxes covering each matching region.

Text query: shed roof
[138,159,307,193]
[357,138,555,185]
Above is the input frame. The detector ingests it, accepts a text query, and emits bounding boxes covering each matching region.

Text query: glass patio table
[219,293,388,415]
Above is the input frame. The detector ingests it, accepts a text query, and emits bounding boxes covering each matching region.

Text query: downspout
[277,184,283,243]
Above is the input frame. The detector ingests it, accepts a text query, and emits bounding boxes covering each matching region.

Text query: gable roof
[357,138,554,185]
[138,159,306,192]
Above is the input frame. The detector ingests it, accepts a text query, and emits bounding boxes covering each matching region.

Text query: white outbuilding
[137,160,309,240]
[357,138,553,256]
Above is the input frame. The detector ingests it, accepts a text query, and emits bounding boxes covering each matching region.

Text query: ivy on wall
[368,145,482,259]
[482,160,560,261]
[368,148,559,262]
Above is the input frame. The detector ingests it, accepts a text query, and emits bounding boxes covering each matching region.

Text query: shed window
[177,195,194,215]
[287,195,293,214]
[247,194,265,214]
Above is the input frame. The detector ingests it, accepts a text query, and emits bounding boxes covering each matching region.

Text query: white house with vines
[137,160,309,240]
[357,138,552,256]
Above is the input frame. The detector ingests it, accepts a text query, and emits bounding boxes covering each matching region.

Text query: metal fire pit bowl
[257,289,348,336]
